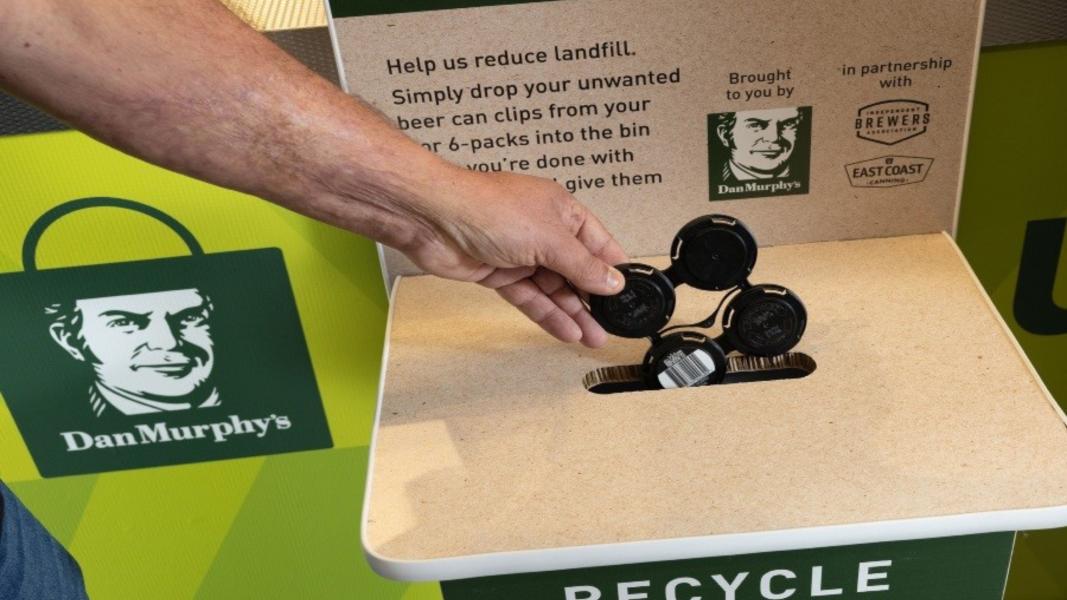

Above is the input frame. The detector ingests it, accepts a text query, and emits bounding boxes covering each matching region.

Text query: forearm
[0,0,626,346]
[0,0,452,249]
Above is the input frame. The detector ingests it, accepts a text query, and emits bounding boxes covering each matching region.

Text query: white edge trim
[375,242,393,294]
[951,0,989,238]
[361,275,399,575]
[365,504,1067,582]
[323,0,351,95]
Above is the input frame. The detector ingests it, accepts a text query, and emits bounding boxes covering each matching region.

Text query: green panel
[956,40,1067,401]
[0,230,332,476]
[0,130,387,483]
[403,582,447,600]
[1006,530,1067,600]
[194,446,411,600]
[443,533,1015,600]
[67,458,264,599]
[329,0,558,18]
[6,475,98,545]
[954,40,1067,600]
[0,129,395,595]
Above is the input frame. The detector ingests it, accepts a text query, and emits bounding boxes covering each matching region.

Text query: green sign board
[330,0,559,18]
[442,533,1015,600]
[0,198,332,477]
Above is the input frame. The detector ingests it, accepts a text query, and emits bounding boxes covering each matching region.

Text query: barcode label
[657,349,716,389]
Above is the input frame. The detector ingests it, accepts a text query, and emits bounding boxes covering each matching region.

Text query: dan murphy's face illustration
[722,107,800,175]
[54,289,215,403]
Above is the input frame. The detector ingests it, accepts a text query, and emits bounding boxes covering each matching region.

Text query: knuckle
[562,204,586,233]
[512,287,539,309]
[551,192,585,232]
[576,255,604,283]
[584,235,610,260]
[531,269,562,293]
[534,304,563,325]
[535,244,563,269]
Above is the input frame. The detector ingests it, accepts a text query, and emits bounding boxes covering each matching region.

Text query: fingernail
[607,269,623,291]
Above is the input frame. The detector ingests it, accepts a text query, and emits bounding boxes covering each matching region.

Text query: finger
[531,268,585,314]
[496,278,582,343]
[576,210,629,266]
[532,269,609,348]
[476,265,537,289]
[572,307,608,348]
[540,235,624,297]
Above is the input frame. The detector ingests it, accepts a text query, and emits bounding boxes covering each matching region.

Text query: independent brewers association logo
[855,100,930,145]
[0,198,332,477]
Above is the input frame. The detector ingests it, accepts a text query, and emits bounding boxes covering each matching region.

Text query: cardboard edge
[951,0,989,237]
[360,275,401,571]
[326,1,408,292]
[323,0,351,95]
[943,231,1067,425]
[363,506,1067,582]
[375,242,394,294]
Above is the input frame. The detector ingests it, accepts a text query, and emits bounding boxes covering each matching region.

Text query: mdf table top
[363,233,1067,579]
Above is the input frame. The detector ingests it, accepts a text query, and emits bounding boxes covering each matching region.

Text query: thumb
[541,236,624,296]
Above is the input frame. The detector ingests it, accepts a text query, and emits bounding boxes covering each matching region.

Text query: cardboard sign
[329,0,984,281]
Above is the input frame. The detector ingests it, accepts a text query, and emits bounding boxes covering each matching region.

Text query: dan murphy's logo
[707,105,812,201]
[855,100,930,145]
[48,288,220,417]
[0,198,332,477]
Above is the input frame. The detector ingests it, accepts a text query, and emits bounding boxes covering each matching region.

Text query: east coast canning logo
[0,198,333,477]
[845,155,934,188]
[854,100,930,145]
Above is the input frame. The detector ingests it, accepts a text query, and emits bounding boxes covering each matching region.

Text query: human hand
[396,165,627,348]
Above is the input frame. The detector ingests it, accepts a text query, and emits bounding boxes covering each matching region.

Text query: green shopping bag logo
[0,198,332,477]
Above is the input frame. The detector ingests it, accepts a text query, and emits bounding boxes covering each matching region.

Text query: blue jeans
[0,482,88,599]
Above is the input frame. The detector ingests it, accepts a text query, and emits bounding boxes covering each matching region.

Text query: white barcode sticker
[657,349,716,389]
